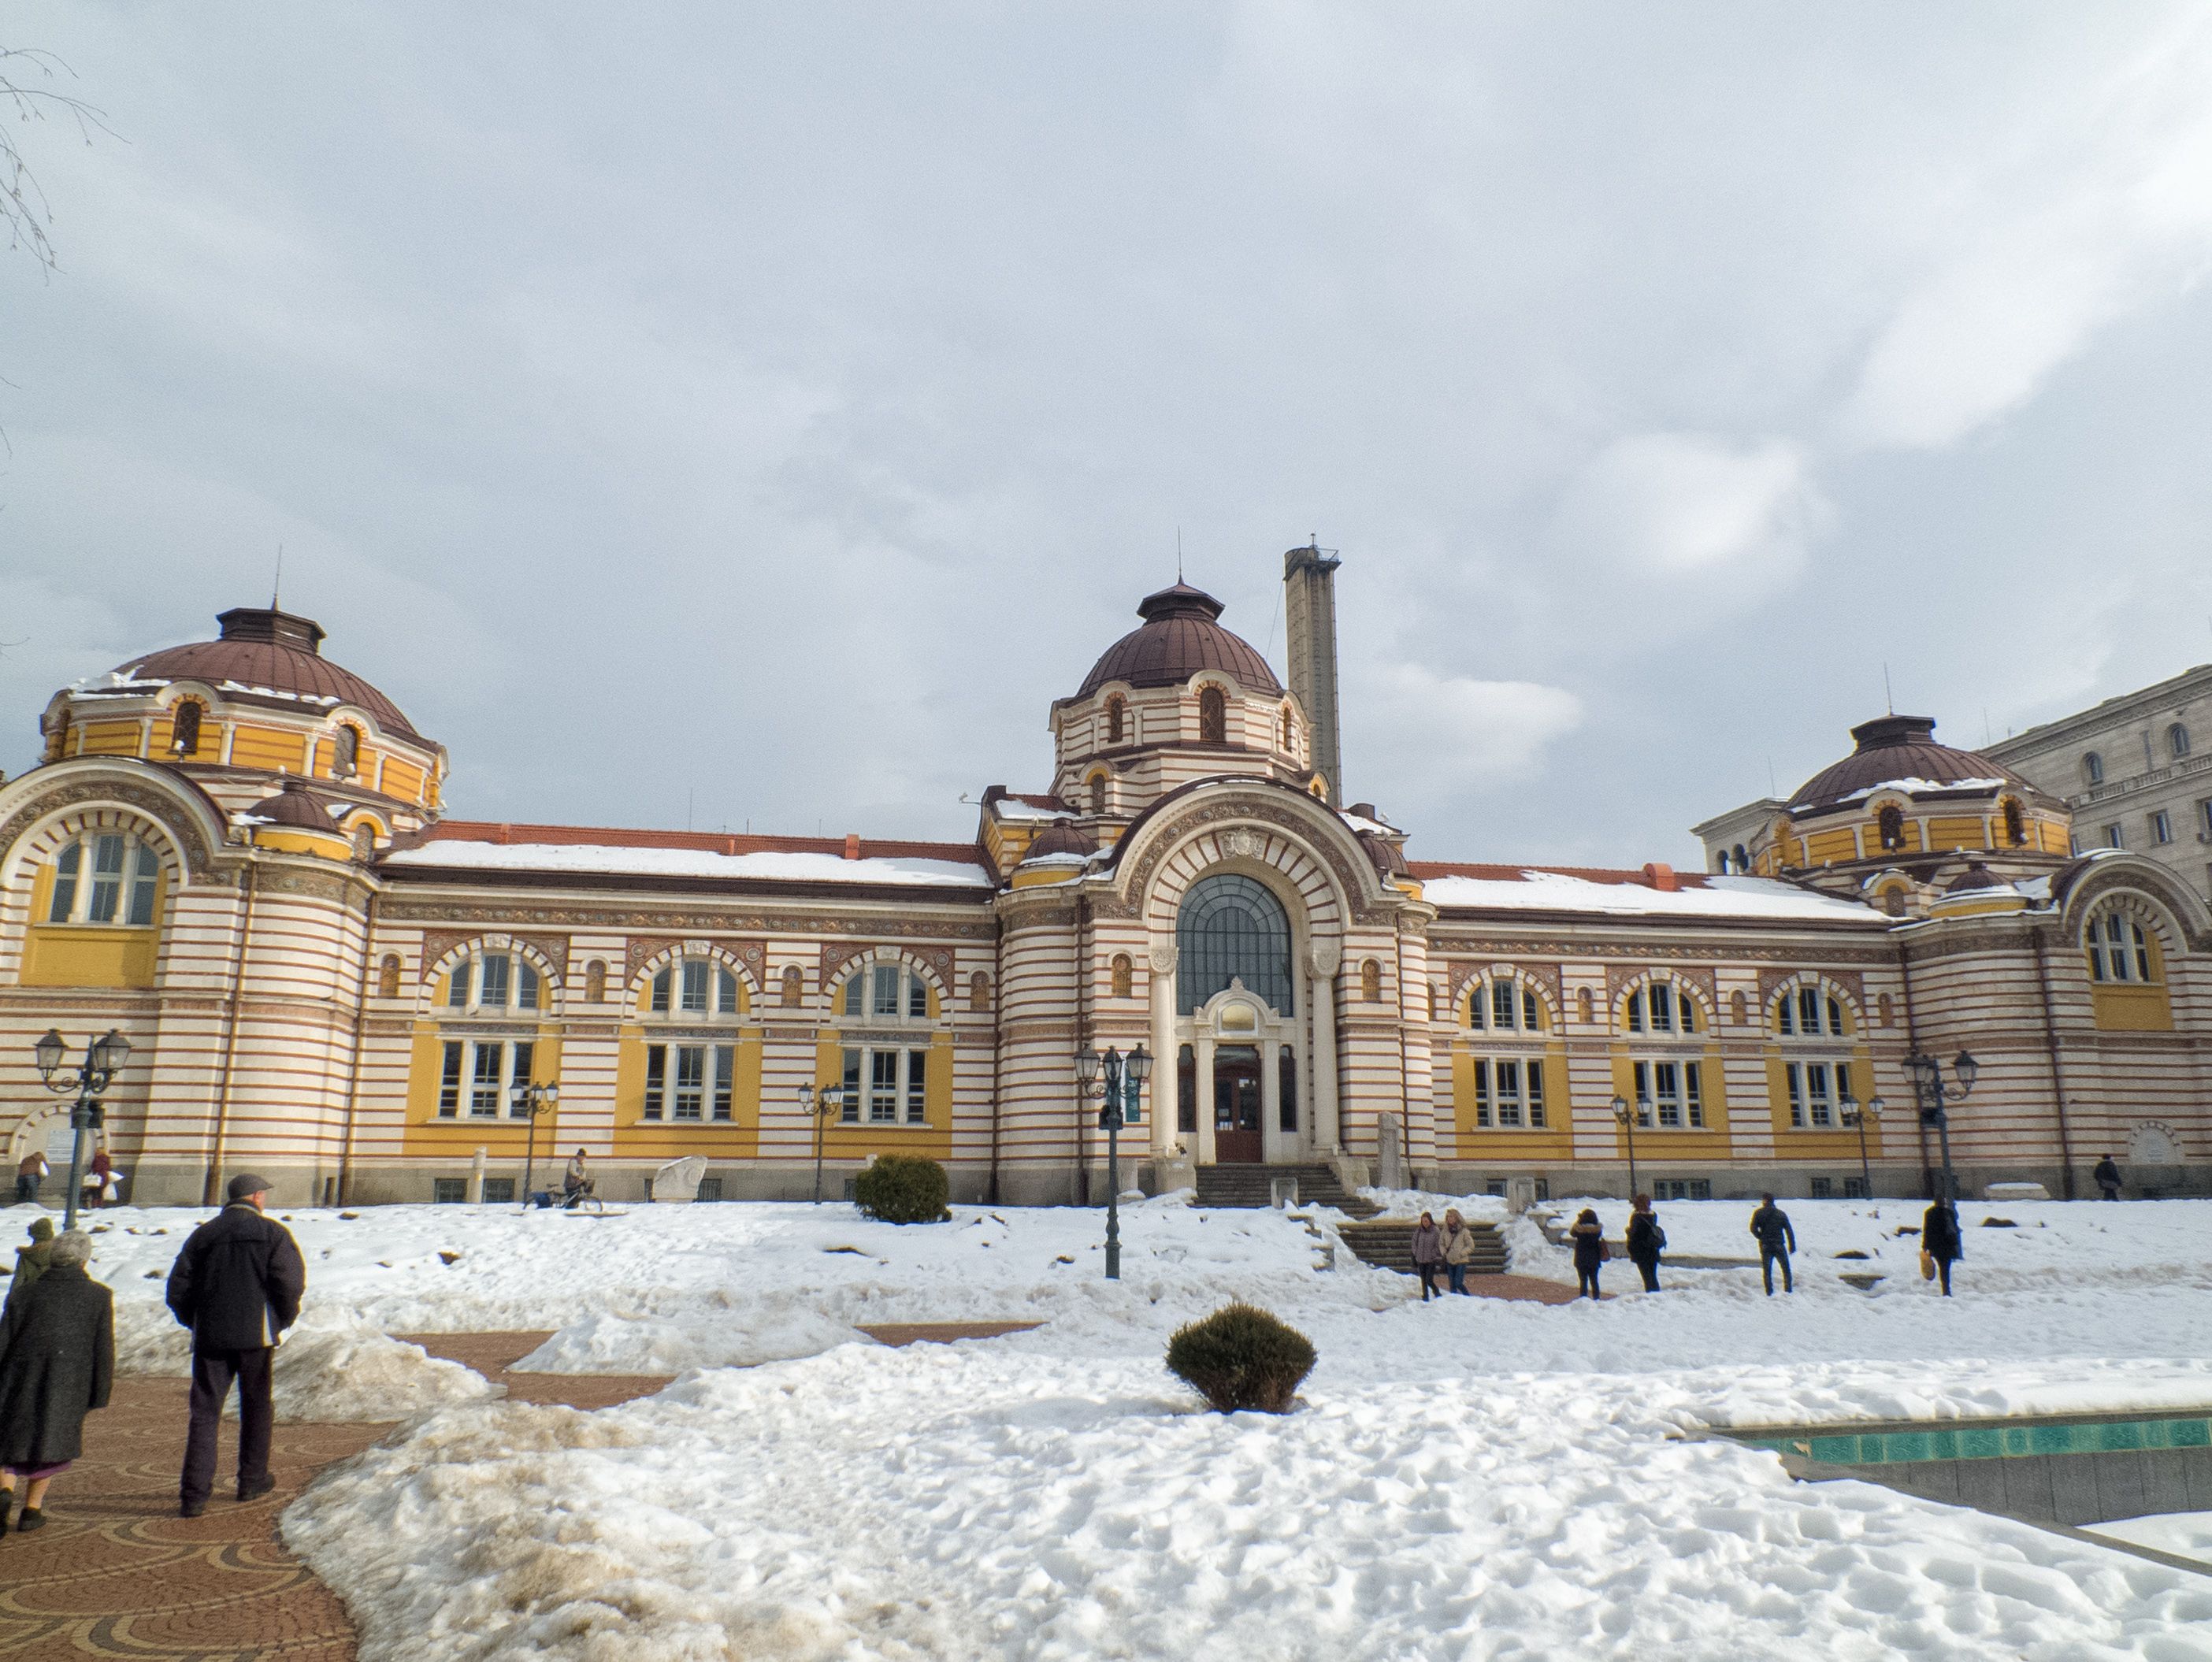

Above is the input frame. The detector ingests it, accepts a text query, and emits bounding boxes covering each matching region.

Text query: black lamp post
[796,1083,850,1204]
[508,1079,559,1208]
[1611,1093,1642,1200]
[1908,1051,1977,1219]
[33,1028,132,1231]
[1076,1044,1150,1280]
[1839,1094,1884,1201]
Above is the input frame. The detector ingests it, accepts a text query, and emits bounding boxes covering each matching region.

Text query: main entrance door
[1214,1044,1264,1162]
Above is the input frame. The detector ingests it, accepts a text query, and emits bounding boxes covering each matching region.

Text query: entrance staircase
[1193,1163,1380,1218]
[1334,1219,1509,1277]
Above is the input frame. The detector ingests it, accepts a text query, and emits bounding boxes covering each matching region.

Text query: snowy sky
[6,4,2212,864]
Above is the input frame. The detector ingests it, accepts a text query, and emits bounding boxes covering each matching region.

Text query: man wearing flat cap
[165,1174,304,1517]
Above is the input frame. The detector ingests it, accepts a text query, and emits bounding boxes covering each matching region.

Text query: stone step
[1337,1220,1509,1277]
[1193,1164,1380,1219]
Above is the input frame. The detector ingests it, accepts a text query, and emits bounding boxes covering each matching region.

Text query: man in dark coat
[2093,1155,2123,1202]
[0,1230,113,1532]
[1749,1194,1797,1295]
[1922,1200,1963,1297]
[1625,1194,1665,1293]
[165,1174,304,1517]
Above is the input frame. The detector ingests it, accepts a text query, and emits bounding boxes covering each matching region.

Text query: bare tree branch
[2,46,120,276]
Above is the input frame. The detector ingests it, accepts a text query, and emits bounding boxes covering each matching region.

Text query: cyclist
[561,1150,594,1210]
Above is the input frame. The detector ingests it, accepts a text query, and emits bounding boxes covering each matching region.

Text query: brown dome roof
[1788,715,2038,812]
[248,776,338,831]
[1021,817,1098,862]
[1076,584,1284,699]
[104,607,424,741]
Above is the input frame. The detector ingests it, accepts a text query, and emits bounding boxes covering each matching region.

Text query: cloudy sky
[5,3,2211,864]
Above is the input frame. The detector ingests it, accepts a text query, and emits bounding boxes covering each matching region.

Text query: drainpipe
[205,860,257,1206]
[336,882,379,1206]
[2032,925,2077,1199]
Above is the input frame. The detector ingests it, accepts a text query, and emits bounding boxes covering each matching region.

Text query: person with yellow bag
[1921,1198,1962,1297]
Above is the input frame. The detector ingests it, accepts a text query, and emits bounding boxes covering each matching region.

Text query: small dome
[1944,860,2005,895]
[1076,584,1284,699]
[248,776,338,831]
[1022,818,1097,862]
[99,607,425,741]
[1788,715,2038,812]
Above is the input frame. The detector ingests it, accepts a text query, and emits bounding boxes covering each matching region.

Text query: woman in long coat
[0,1230,113,1533]
[1569,1208,1606,1300]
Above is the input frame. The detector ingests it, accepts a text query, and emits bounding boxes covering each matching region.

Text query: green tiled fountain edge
[1730,1415,2212,1467]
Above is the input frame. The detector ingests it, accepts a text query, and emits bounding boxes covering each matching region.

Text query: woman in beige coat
[1440,1209,1478,1295]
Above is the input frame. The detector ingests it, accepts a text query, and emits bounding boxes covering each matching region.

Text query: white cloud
[1550,433,1822,582]
[1349,663,1583,792]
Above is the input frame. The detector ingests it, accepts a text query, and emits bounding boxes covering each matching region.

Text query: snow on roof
[1834,776,2009,803]
[1417,867,1882,922]
[987,796,1071,822]
[385,840,993,887]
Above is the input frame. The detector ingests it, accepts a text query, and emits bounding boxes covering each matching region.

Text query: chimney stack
[1283,541,1344,807]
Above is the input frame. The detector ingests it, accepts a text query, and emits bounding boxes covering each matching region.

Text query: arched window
[1731,842,1750,873]
[1109,953,1134,999]
[780,966,804,1008]
[1877,806,1906,851]
[2084,751,2105,786]
[648,955,738,1016]
[1774,984,1847,1037]
[377,954,402,999]
[1623,980,1696,1035]
[2002,798,2026,847]
[44,833,163,927]
[839,961,932,1022]
[1105,696,1126,745]
[831,961,941,1128]
[1176,873,1292,1015]
[1360,959,1382,1002]
[2171,723,2191,760]
[332,724,361,779]
[2084,911,2156,984]
[171,699,204,757]
[447,949,543,1012]
[1198,685,1227,745]
[969,970,993,1013]
[585,959,607,1004]
[1467,976,1542,1033]
[1089,774,1108,816]
[1281,705,1296,750]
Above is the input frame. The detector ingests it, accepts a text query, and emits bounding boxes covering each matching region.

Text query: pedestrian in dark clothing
[1410,1211,1442,1301]
[2093,1156,2122,1202]
[165,1174,304,1517]
[5,1217,55,1317]
[0,1230,113,1534]
[1625,1193,1665,1293]
[1921,1200,1963,1296]
[1749,1195,1796,1295]
[1569,1208,1605,1300]
[14,1152,46,1206]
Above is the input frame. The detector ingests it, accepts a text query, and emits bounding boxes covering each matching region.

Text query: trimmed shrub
[853,1155,951,1224]
[1164,1302,1316,1414]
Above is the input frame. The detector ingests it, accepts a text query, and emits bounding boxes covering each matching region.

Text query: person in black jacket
[1921,1199,1963,1296]
[0,1230,112,1533]
[165,1174,305,1517]
[2093,1155,2122,1202]
[1624,1194,1665,1293]
[1748,1195,1796,1295]
[1568,1208,1605,1300]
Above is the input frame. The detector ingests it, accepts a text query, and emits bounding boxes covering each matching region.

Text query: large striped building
[2,560,2207,1205]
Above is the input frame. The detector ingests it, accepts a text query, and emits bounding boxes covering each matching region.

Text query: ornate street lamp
[1908,1051,1977,1220]
[508,1079,559,1208]
[1611,1093,1642,1201]
[796,1083,850,1204]
[1839,1095,1884,1201]
[1077,1044,1150,1280]
[33,1028,132,1230]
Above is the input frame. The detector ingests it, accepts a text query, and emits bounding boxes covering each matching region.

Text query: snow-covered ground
[28,1193,2212,1657]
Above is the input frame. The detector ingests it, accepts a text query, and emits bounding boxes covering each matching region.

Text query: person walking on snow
[165,1174,304,1518]
[1440,1209,1477,1295]
[1750,1194,1796,1295]
[4,1218,55,1318]
[1410,1211,1442,1301]
[13,1152,46,1207]
[81,1149,116,1211]
[1569,1208,1606,1300]
[0,1230,112,1534]
[2093,1154,2122,1202]
[1625,1194,1666,1293]
[1921,1198,1963,1297]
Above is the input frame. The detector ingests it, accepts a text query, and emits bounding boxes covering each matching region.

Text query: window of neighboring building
[2085,911,2156,983]
[1776,984,1847,1037]
[1198,685,1227,744]
[437,1037,536,1118]
[1810,1176,1833,1200]
[1105,696,1126,744]
[1783,1060,1850,1129]
[1731,842,1749,872]
[1468,1057,1546,1128]
[2202,800,2212,841]
[651,957,740,1015]
[2153,809,2174,844]
[837,1044,929,1125]
[2171,722,2191,759]
[46,833,161,926]
[1623,981,1696,1035]
[1877,806,1905,851]
[643,1043,736,1121]
[1631,1059,1705,1129]
[2105,823,2125,849]
[171,699,203,757]
[481,1178,515,1204]
[447,951,541,1011]
[2085,751,2105,785]
[839,963,931,1021]
[1467,976,1543,1033]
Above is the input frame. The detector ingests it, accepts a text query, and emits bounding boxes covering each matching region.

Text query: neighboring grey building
[1986,663,2212,904]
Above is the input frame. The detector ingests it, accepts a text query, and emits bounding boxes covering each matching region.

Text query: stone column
[1309,943,1342,1154]
[1149,944,1178,1157]
[1260,1037,1282,1160]
[1196,1035,1217,1164]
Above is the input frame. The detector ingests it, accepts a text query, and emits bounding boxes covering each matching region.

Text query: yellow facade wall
[2090,984,2173,1032]
[16,863,165,988]
[1761,1047,1884,1156]
[76,720,142,758]
[228,725,308,773]
[811,1029,955,1162]
[1448,1044,1572,1159]
[1606,1049,1732,1159]
[399,1026,569,1156]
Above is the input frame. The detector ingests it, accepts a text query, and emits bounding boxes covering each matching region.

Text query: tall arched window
[1109,953,1134,998]
[649,955,739,1015]
[1774,984,1846,1037]
[45,833,162,927]
[447,948,544,1012]
[2002,798,2027,847]
[2085,910,2156,984]
[171,699,203,757]
[1105,696,1126,744]
[2084,751,2105,785]
[1877,806,1906,851]
[2171,723,2192,759]
[1623,980,1695,1035]
[1468,975,1542,1033]
[1089,774,1108,815]
[1176,873,1292,1014]
[332,724,361,779]
[1198,685,1227,744]
[351,823,377,860]
[1280,705,1296,750]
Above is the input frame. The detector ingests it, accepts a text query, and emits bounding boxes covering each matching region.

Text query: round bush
[1164,1302,1316,1414]
[852,1155,950,1224]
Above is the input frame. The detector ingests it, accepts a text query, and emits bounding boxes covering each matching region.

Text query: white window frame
[838,964,933,1026]
[1783,1059,1850,1129]
[436,1037,536,1119]
[1468,978,1541,1033]
[446,950,542,1014]
[648,956,740,1018]
[46,833,161,927]
[2152,809,2173,845]
[1631,1058,1705,1130]
[837,1045,931,1126]
[641,1042,736,1122]
[1624,981,1697,1036]
[1468,1055,1546,1129]
[1774,985,1846,1038]
[2086,912,2154,984]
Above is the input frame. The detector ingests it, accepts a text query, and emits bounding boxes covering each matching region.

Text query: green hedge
[1165,1303,1316,1414]
[852,1155,951,1224]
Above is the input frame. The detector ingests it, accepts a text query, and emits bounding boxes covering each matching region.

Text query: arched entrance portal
[1175,873,1303,1165]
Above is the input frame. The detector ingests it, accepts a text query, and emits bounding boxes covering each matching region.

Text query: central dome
[1788,714,2039,811]
[98,606,425,740]
[1076,583,1284,699]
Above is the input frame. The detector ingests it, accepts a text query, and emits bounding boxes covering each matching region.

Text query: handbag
[1919,1248,1936,1282]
